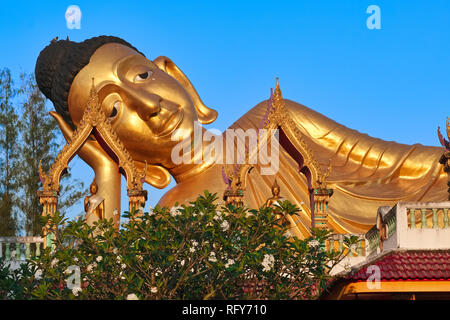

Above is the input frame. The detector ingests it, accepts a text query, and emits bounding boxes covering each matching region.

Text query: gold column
[128,189,148,221]
[223,188,245,208]
[313,186,333,230]
[37,190,58,249]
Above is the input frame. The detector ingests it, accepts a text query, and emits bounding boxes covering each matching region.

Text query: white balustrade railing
[325,233,367,257]
[364,202,450,254]
[388,202,450,250]
[0,236,44,261]
[325,233,368,275]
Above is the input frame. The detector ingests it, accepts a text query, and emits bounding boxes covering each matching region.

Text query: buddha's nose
[124,89,162,121]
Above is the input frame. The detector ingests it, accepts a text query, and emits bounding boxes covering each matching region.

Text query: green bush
[0,191,358,300]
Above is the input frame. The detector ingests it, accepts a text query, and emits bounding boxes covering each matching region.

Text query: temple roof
[345,249,450,281]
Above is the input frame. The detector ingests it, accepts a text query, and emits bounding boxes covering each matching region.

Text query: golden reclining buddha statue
[35,36,447,238]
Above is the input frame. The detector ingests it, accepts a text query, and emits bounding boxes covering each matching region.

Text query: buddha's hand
[49,111,118,170]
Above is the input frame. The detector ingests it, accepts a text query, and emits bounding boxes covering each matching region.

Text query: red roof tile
[346,250,450,281]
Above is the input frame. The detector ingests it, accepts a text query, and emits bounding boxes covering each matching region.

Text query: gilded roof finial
[273,77,283,101]
[87,78,99,108]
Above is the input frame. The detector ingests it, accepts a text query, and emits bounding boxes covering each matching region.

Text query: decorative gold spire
[273,77,283,101]
[446,117,450,140]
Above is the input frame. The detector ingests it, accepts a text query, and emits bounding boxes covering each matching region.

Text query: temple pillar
[128,189,148,220]
[313,186,333,229]
[37,190,58,249]
[223,188,244,208]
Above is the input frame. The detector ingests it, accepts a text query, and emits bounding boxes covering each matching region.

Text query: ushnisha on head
[35,35,217,169]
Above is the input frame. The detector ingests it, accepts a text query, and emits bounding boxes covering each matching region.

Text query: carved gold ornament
[39,78,147,195]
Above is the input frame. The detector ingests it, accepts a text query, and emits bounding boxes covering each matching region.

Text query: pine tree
[18,73,85,236]
[0,68,19,236]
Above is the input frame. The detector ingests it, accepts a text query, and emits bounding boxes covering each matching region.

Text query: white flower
[261,254,275,272]
[151,287,158,294]
[170,206,182,217]
[73,257,79,262]
[113,248,119,255]
[51,258,58,267]
[221,220,230,232]
[96,256,103,262]
[148,207,154,216]
[126,293,139,300]
[119,271,125,280]
[213,211,223,221]
[116,255,122,263]
[191,240,198,247]
[208,252,217,263]
[180,260,185,266]
[86,262,97,273]
[72,286,82,297]
[225,259,235,268]
[262,264,271,272]
[64,268,72,275]
[189,247,196,253]
[121,263,126,269]
[308,240,320,248]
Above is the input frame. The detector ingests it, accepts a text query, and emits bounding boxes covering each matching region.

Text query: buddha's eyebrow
[114,54,147,77]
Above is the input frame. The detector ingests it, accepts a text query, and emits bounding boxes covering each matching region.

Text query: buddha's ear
[134,160,171,189]
[153,56,218,124]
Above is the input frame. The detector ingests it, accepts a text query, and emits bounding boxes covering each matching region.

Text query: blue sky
[1,1,449,220]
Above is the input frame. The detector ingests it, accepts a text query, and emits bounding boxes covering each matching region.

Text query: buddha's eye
[134,70,153,82]
[110,101,120,119]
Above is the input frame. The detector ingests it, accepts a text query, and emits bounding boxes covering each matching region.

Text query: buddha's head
[90,178,98,195]
[35,36,217,183]
[271,179,280,197]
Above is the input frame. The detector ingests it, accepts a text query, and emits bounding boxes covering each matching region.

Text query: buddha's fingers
[49,111,116,169]
[49,111,73,141]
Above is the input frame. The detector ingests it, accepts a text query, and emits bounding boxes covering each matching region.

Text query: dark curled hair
[35,35,144,125]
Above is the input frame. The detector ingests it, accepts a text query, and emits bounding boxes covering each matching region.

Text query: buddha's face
[68,43,198,166]
[90,184,97,194]
[273,186,280,196]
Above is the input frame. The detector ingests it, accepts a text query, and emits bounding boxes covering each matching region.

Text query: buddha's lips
[154,107,184,137]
